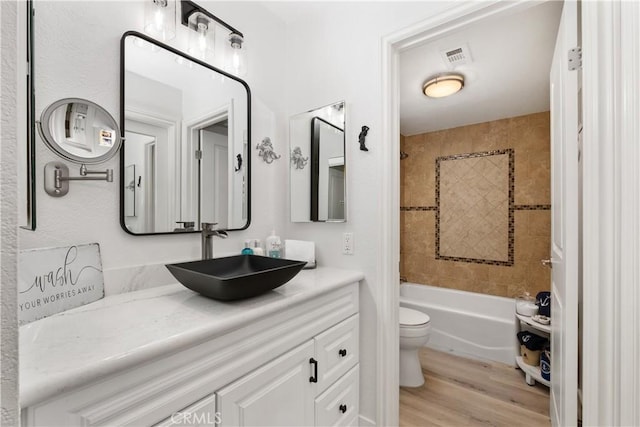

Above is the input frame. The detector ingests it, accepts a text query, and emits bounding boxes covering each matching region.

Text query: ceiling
[399,1,562,136]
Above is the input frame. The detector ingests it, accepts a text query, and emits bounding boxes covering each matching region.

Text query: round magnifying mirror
[38,98,122,164]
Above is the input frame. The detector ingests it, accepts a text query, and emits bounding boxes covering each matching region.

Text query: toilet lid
[400,307,430,326]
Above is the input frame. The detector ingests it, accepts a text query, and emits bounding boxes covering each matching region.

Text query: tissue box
[284,240,316,269]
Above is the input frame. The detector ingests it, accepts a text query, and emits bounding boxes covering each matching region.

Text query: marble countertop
[20,267,363,408]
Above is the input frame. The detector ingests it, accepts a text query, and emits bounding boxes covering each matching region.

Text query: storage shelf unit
[515,355,551,387]
[516,313,551,333]
[515,312,550,387]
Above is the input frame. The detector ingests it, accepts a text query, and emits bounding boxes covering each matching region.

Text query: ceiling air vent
[440,43,472,67]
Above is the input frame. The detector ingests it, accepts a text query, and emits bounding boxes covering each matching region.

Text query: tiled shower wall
[400,112,551,298]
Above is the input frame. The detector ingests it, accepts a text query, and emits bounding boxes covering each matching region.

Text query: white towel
[284,240,316,269]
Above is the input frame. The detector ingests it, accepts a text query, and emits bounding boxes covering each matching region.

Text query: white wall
[279,2,452,422]
[20,1,289,276]
[17,1,456,424]
[1,1,20,423]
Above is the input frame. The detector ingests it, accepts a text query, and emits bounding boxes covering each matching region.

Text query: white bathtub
[400,283,517,366]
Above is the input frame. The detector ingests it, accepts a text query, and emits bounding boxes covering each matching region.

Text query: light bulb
[154,8,164,32]
[197,21,208,53]
[232,51,240,72]
[144,0,175,41]
[188,14,214,62]
[226,33,247,77]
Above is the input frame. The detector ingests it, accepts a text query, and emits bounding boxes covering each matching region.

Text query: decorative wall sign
[18,243,105,325]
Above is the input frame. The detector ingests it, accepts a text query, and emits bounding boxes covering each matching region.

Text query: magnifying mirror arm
[77,164,114,181]
[45,162,114,197]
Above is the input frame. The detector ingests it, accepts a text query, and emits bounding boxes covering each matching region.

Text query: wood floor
[400,348,551,427]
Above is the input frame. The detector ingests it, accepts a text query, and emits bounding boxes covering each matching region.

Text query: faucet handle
[201,222,219,231]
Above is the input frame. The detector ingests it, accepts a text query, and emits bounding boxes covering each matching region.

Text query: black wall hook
[234,154,243,172]
[358,125,370,151]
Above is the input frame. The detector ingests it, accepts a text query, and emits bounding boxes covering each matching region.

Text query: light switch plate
[343,232,354,255]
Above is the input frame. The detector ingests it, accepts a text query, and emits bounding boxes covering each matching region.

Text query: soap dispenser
[265,230,281,258]
[241,240,254,255]
[252,239,265,256]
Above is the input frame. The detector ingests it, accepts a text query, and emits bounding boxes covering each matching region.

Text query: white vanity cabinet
[217,314,359,427]
[21,277,361,427]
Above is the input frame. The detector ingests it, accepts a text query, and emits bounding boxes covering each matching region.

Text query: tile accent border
[400,206,437,211]
[400,204,550,211]
[514,204,551,210]
[435,149,515,266]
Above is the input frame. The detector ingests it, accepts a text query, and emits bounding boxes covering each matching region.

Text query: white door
[216,341,315,426]
[200,129,229,228]
[327,166,345,220]
[549,1,579,425]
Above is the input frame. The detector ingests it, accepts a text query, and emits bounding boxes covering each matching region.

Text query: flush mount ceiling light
[180,0,247,76]
[422,73,465,98]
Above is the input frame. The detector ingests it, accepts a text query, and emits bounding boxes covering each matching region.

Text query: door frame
[378,1,639,426]
[125,109,179,231]
[183,103,234,227]
[581,1,640,425]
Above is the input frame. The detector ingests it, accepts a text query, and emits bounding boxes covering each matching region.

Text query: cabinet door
[154,393,219,427]
[216,341,315,427]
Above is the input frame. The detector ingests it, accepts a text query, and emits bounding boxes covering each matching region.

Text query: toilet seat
[399,307,431,338]
[400,307,430,326]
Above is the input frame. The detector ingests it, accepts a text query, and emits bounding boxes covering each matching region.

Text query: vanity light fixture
[227,32,247,77]
[180,0,246,76]
[187,12,215,62]
[144,0,176,42]
[422,73,465,98]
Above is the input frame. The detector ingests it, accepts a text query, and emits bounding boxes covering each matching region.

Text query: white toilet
[399,306,431,387]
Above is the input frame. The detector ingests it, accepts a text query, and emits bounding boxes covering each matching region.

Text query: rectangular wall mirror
[120,31,250,235]
[289,101,346,222]
[18,0,36,230]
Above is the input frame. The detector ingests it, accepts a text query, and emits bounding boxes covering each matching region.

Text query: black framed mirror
[290,101,346,223]
[19,0,36,230]
[120,31,251,235]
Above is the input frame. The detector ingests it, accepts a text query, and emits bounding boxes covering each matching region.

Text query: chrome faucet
[201,222,228,259]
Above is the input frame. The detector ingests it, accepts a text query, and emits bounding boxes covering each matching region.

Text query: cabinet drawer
[315,365,359,427]
[315,314,359,392]
[153,393,218,427]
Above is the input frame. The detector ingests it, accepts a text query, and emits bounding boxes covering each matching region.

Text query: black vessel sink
[166,255,306,301]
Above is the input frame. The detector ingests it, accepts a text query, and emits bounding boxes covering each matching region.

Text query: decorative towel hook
[256,137,281,164]
[290,146,309,170]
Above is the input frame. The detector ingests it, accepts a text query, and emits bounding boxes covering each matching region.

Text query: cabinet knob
[339,404,347,414]
[339,348,347,357]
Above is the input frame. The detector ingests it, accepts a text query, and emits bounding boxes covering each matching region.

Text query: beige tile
[476,281,509,297]
[507,282,530,299]
[526,262,552,295]
[528,210,551,237]
[515,211,530,236]
[400,112,550,298]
